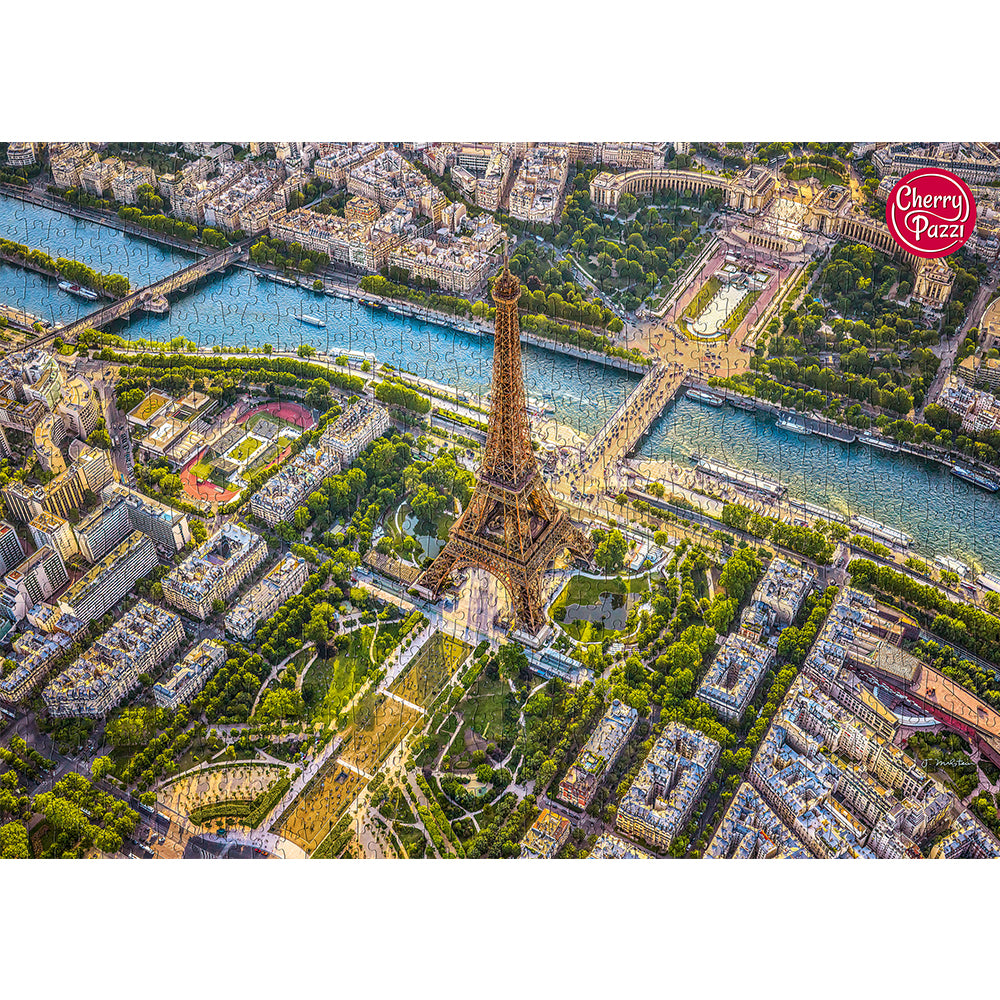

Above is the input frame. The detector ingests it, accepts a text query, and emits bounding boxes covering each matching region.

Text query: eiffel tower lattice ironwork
[416,256,592,634]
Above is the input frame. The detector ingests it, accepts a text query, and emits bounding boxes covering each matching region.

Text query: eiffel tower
[416,252,592,634]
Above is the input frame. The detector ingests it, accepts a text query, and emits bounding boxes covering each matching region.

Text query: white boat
[528,396,555,414]
[951,464,1000,492]
[58,280,98,301]
[296,315,326,328]
[685,388,725,407]
[858,432,900,453]
[776,414,811,435]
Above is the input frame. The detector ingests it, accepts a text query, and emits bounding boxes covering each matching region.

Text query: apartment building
[345,149,431,209]
[450,164,477,200]
[387,233,498,295]
[43,602,183,718]
[318,396,390,467]
[60,530,158,623]
[0,605,87,705]
[28,511,78,565]
[50,145,98,189]
[344,195,381,224]
[6,142,39,167]
[616,723,720,851]
[203,167,280,233]
[249,446,341,528]
[587,834,651,859]
[100,482,192,552]
[753,558,814,624]
[111,162,156,205]
[153,639,226,710]
[872,142,1000,185]
[225,554,309,641]
[475,146,512,212]
[0,521,25,577]
[32,414,65,479]
[314,143,382,187]
[1,546,69,622]
[56,376,102,439]
[40,446,116,521]
[19,350,64,410]
[519,808,572,859]
[697,632,776,723]
[80,157,124,197]
[73,498,132,563]
[558,699,637,809]
[163,523,267,620]
[1,482,47,524]
[508,145,569,225]
[269,209,393,271]
[705,782,810,859]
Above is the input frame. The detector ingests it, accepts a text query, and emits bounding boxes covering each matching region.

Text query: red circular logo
[885,168,976,258]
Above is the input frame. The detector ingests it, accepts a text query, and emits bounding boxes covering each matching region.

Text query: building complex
[616,723,720,851]
[60,531,158,623]
[0,603,87,705]
[519,808,572,859]
[225,555,309,642]
[42,602,183,718]
[152,639,227,710]
[163,523,267,620]
[318,396,390,467]
[558,699,637,809]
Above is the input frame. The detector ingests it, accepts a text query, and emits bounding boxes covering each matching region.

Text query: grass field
[683,276,722,321]
[228,437,263,463]
[273,759,367,854]
[302,632,374,726]
[191,458,213,479]
[339,694,421,772]
[247,411,304,434]
[462,676,509,743]
[447,676,511,769]
[389,631,471,709]
[549,573,650,642]
[787,165,846,187]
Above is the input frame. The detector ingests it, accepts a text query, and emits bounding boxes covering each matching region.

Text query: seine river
[2,193,998,571]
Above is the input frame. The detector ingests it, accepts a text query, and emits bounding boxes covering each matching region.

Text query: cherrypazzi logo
[885,168,977,258]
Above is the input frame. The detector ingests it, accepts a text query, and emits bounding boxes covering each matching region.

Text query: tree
[256,688,305,724]
[297,344,317,358]
[87,425,112,449]
[91,756,113,780]
[190,519,208,545]
[594,529,627,573]
[0,821,29,859]
[211,598,225,616]
[497,643,530,684]
[159,474,182,497]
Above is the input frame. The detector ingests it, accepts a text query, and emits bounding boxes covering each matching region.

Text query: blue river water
[1,193,998,571]
[0,194,193,284]
[639,399,1000,571]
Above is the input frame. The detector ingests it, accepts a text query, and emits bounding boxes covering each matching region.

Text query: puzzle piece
[2,140,1000,866]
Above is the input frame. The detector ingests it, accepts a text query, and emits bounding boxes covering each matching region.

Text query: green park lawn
[549,572,650,643]
[390,631,471,709]
[301,631,372,727]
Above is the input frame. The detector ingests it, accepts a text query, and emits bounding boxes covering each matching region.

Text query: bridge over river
[23,236,256,349]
